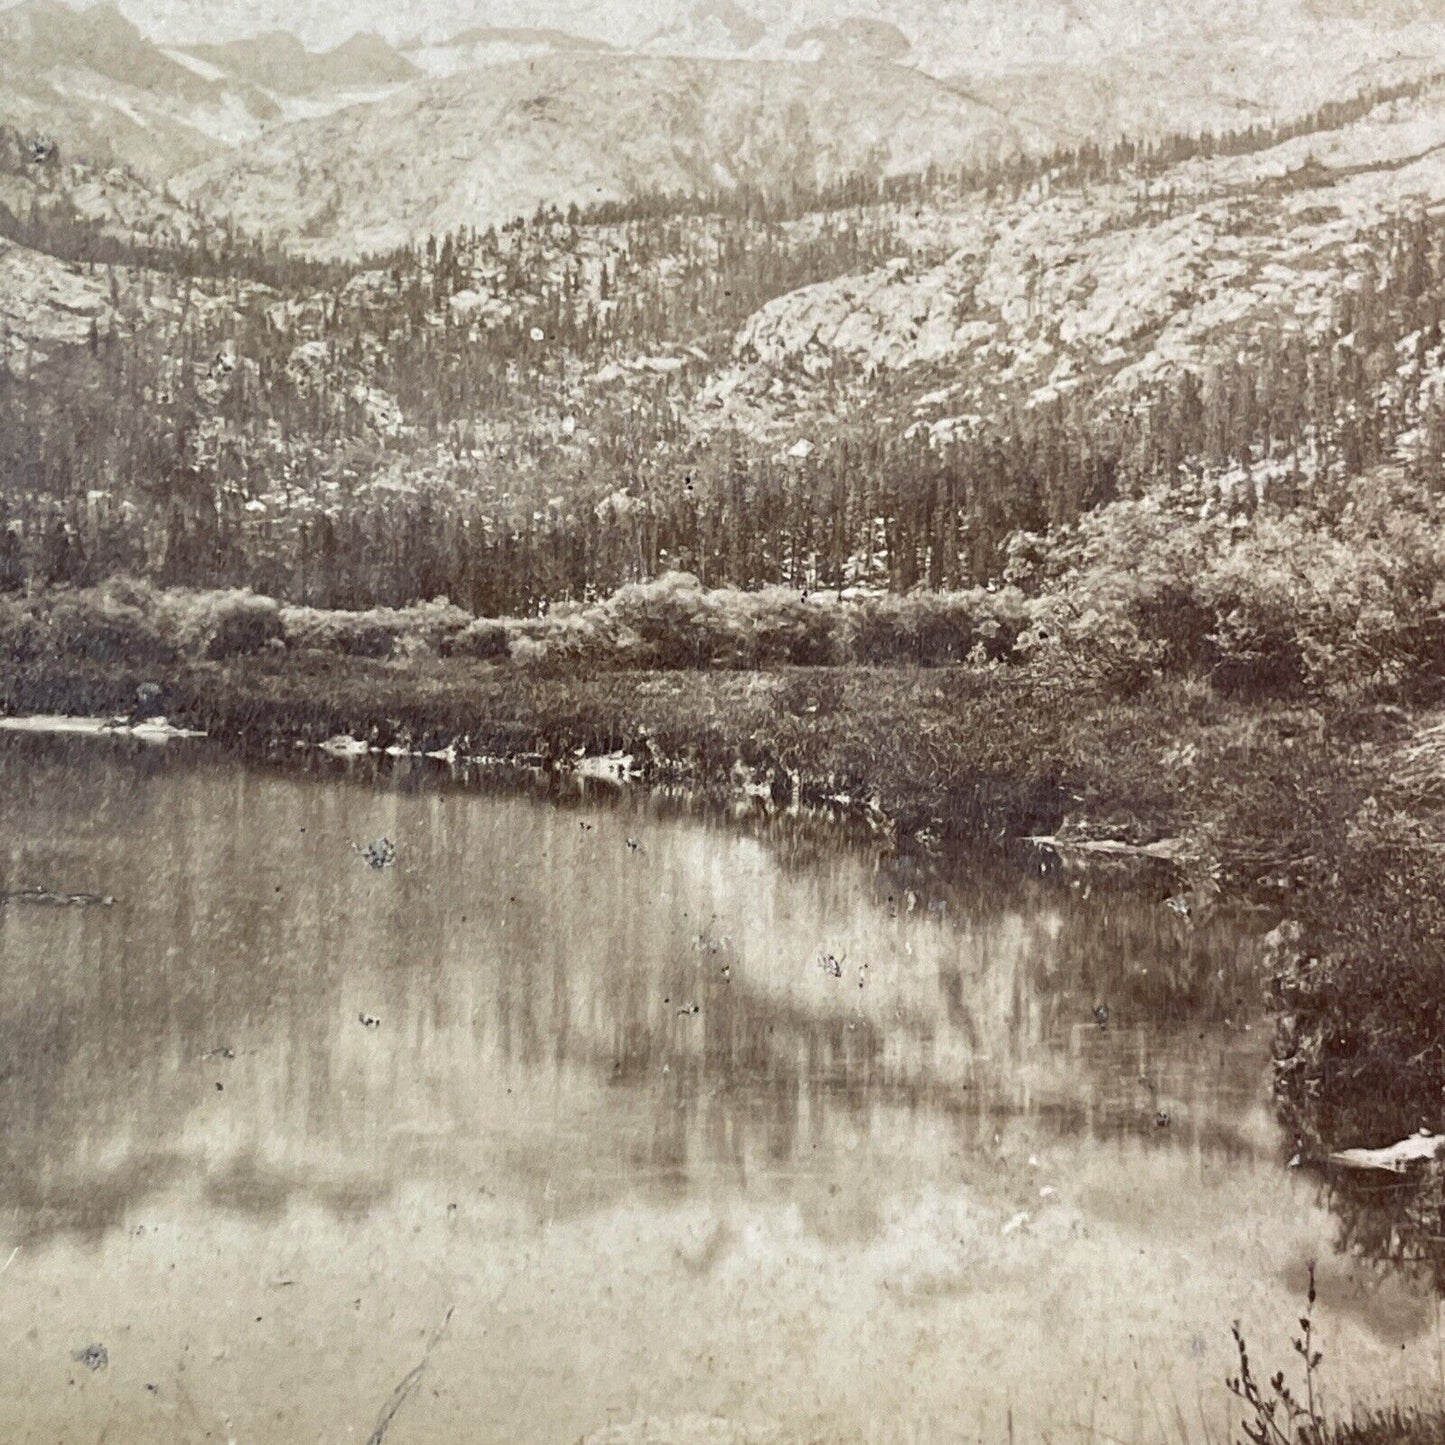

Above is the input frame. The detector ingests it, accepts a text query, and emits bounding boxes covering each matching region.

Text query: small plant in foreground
[1228,1261,1325,1445]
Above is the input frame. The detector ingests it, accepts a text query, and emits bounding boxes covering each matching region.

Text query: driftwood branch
[1025,834,1191,862]
[1328,1133,1445,1173]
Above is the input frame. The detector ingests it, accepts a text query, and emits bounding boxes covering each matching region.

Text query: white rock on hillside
[720,81,1445,429]
[0,238,113,361]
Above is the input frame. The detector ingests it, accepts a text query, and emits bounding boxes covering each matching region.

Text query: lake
[0,732,1437,1445]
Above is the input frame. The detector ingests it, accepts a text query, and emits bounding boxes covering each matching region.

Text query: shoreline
[0,651,1406,893]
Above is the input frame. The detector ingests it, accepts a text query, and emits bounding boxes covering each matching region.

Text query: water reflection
[0,733,1436,1445]
[1311,1166,1445,1298]
[0,737,1273,1240]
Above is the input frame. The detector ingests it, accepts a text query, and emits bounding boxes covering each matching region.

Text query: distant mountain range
[3,0,1445,252]
[173,54,1058,255]
[180,31,420,94]
[0,0,421,176]
[0,0,273,174]
[75,0,1445,66]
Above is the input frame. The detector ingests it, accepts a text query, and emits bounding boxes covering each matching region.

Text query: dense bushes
[1015,474,1445,699]
[488,574,1036,671]
[581,575,847,669]
[851,588,1031,666]
[441,618,509,660]
[0,580,283,670]
[609,577,806,668]
[0,585,489,670]
[280,600,472,659]
[39,585,178,665]
[495,575,824,671]
[159,587,284,660]
[0,572,1042,673]
[281,607,400,659]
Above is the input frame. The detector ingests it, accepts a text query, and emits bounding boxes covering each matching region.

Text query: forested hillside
[5,73,1445,622]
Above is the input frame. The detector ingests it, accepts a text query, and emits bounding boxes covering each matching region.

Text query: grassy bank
[0,644,1399,885]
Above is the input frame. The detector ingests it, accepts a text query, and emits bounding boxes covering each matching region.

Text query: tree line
[3,109,1445,615]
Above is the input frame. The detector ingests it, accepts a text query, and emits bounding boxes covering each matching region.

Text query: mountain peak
[180,25,417,92]
[688,1,766,49]
[2,0,141,41]
[0,0,200,92]
[330,30,417,67]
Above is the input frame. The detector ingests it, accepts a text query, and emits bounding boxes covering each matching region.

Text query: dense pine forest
[4,73,1445,621]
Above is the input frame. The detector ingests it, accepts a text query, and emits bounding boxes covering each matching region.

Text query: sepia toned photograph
[4,0,1445,1440]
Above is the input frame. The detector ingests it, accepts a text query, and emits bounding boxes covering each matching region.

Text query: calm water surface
[0,733,1438,1445]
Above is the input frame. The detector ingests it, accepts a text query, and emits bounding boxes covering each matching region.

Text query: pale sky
[1,0,1427,55]
[108,0,687,46]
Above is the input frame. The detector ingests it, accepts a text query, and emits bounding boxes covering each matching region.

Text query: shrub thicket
[0,580,282,668]
[157,586,284,660]
[441,618,510,660]
[280,599,472,659]
[496,573,1031,671]
[1016,474,1445,699]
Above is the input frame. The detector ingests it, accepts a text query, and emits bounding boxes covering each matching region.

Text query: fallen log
[1328,1131,1445,1173]
[1024,834,1191,862]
